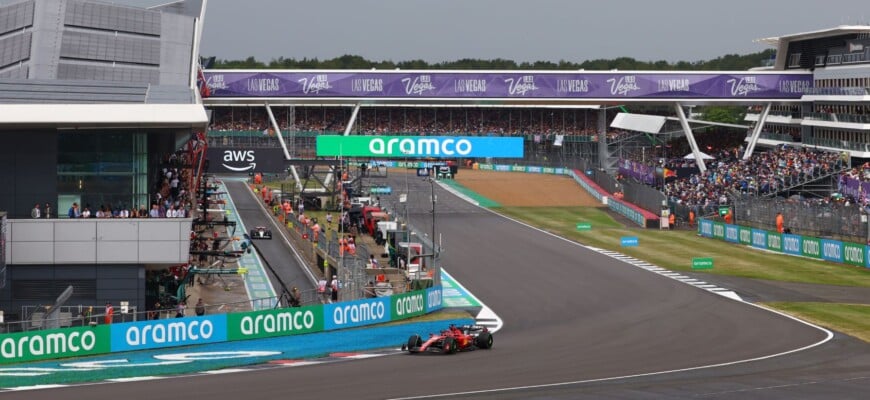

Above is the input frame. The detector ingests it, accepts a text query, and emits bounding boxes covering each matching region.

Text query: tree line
[208,49,776,71]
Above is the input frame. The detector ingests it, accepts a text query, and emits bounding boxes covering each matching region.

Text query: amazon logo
[222,150,257,172]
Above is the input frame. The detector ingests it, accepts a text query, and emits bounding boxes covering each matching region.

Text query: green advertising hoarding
[766,232,782,252]
[392,291,427,320]
[0,325,110,364]
[712,222,725,239]
[226,305,324,341]
[316,136,523,158]
[691,257,714,270]
[801,237,822,259]
[843,241,866,267]
[738,226,752,245]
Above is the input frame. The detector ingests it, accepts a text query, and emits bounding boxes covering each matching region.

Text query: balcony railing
[768,110,801,118]
[804,112,870,124]
[745,131,798,142]
[821,52,870,65]
[802,87,870,96]
[804,137,870,152]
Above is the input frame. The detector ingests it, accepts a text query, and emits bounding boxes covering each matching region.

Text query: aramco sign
[316,136,523,158]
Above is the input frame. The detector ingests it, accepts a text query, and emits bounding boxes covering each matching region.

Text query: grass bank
[497,206,870,287]
[763,302,870,342]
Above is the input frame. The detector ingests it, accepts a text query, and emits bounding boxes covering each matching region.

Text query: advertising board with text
[227,305,324,341]
[110,315,228,352]
[316,136,523,158]
[1,325,111,364]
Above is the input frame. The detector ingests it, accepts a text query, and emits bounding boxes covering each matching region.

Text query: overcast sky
[120,0,870,63]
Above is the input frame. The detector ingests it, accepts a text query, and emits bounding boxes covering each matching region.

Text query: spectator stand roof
[0,104,208,129]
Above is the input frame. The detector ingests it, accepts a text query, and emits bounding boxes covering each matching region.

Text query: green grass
[763,302,870,342]
[497,206,870,287]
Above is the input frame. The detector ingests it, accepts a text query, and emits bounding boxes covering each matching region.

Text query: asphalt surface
[223,179,316,295]
[14,174,870,399]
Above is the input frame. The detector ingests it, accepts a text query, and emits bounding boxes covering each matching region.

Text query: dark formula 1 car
[403,324,493,354]
[249,226,272,239]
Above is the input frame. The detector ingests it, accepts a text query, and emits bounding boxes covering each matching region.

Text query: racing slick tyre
[407,334,422,352]
[475,332,493,349]
[442,337,458,354]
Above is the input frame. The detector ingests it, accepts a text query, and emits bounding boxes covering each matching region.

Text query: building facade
[749,26,870,158]
[0,0,207,325]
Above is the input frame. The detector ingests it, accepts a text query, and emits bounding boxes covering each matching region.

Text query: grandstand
[202,26,870,242]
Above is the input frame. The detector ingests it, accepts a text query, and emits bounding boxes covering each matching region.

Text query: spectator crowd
[58,148,197,220]
[661,144,845,209]
[207,106,603,137]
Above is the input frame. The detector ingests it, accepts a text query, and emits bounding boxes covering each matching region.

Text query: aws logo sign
[222,150,257,172]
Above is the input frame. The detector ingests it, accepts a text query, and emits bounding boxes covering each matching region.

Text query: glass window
[57,131,148,213]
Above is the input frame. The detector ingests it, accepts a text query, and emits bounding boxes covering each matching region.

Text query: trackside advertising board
[316,136,523,158]
[802,237,822,259]
[110,315,227,352]
[0,287,444,364]
[724,225,739,243]
[844,242,865,267]
[426,286,444,313]
[783,234,802,256]
[392,291,427,320]
[698,219,870,269]
[0,325,111,364]
[751,229,767,249]
[227,305,323,341]
[324,297,391,330]
[766,232,782,252]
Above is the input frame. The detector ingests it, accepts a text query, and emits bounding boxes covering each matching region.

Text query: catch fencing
[729,194,869,243]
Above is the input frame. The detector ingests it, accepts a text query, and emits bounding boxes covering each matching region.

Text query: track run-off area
[8,170,870,399]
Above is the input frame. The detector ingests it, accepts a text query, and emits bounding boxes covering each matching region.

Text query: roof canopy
[610,113,667,134]
[683,152,715,160]
[0,104,208,129]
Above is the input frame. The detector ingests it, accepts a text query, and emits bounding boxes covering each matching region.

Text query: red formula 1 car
[403,324,493,354]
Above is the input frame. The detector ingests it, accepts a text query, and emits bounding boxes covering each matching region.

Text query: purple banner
[619,159,655,185]
[840,175,870,202]
[203,71,812,100]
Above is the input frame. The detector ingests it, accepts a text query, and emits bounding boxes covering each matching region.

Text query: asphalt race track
[14,174,870,399]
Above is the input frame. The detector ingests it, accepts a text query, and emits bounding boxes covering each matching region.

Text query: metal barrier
[618,179,667,215]
[730,194,870,243]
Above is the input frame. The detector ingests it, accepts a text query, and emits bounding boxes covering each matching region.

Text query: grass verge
[763,302,870,342]
[497,206,870,287]
[493,206,870,342]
